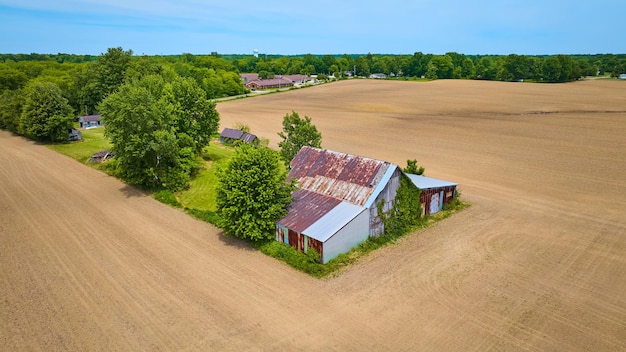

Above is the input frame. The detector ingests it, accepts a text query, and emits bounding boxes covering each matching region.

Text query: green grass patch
[47,127,111,163]
[154,190,182,208]
[176,143,235,212]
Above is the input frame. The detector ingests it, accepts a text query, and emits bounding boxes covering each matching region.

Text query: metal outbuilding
[406,174,457,216]
[277,147,458,263]
[277,147,403,262]
[276,189,368,264]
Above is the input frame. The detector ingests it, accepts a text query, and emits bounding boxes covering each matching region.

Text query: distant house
[369,73,387,79]
[619,74,626,80]
[219,128,257,145]
[68,128,82,141]
[276,146,458,263]
[79,115,102,129]
[241,74,312,90]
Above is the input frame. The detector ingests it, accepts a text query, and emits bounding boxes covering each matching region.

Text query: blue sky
[0,0,623,55]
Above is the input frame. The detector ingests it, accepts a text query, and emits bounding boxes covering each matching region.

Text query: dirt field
[2,79,625,351]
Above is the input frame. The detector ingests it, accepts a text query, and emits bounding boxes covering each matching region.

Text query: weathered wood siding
[420,186,457,216]
[368,168,403,236]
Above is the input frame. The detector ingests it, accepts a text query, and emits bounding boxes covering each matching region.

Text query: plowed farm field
[2,79,625,351]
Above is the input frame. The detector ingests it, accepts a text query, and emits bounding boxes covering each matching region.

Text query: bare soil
[2,79,625,351]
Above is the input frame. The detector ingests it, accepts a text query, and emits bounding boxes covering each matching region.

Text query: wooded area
[1,48,625,143]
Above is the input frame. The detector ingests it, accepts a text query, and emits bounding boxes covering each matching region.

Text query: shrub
[154,190,181,208]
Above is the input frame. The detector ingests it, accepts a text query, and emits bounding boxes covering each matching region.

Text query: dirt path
[2,79,626,350]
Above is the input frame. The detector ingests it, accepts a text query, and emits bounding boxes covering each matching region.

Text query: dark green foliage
[277,111,322,164]
[186,208,221,227]
[154,190,182,208]
[379,174,423,237]
[0,89,24,132]
[259,241,325,276]
[403,159,425,175]
[19,81,73,142]
[216,144,295,241]
[0,65,28,92]
[98,74,218,191]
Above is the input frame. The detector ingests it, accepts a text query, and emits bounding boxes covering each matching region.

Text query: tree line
[2,47,625,144]
[228,52,625,82]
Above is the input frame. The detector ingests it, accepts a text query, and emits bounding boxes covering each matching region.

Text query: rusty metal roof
[277,189,341,233]
[288,147,393,206]
[277,189,366,242]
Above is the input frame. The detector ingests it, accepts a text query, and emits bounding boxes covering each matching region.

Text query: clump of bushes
[153,190,181,208]
[259,241,324,276]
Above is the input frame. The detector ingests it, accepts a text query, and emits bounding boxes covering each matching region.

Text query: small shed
[79,115,102,129]
[406,174,457,216]
[220,128,257,145]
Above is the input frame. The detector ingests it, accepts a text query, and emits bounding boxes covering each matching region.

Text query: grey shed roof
[220,128,244,139]
[406,174,457,190]
[79,115,101,122]
[241,132,257,143]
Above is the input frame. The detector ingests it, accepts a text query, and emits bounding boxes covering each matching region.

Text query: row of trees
[230,52,625,82]
[0,47,245,141]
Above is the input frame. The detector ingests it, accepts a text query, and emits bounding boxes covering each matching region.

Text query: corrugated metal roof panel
[303,202,366,242]
[406,174,457,190]
[288,147,392,206]
[80,115,101,122]
[277,189,341,233]
[241,133,257,143]
[220,128,243,139]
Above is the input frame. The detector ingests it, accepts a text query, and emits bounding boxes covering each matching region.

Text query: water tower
[253,49,259,58]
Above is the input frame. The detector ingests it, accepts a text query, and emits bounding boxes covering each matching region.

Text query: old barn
[276,147,458,263]
[276,147,403,263]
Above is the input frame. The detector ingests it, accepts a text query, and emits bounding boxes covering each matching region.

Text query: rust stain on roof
[277,189,341,233]
[288,147,390,206]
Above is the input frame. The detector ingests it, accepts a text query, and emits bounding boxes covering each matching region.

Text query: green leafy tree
[216,144,294,241]
[19,81,73,142]
[403,159,425,175]
[98,74,219,191]
[277,111,322,164]
[258,70,275,79]
[0,64,28,92]
[425,55,454,79]
[0,89,25,132]
[496,54,530,81]
[97,47,132,97]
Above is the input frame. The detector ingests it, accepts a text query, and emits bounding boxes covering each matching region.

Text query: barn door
[430,192,440,214]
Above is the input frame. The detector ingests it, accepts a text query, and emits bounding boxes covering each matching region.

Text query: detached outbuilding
[276,146,459,264]
[79,115,102,129]
[406,174,457,216]
[219,128,257,145]
[276,147,403,263]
